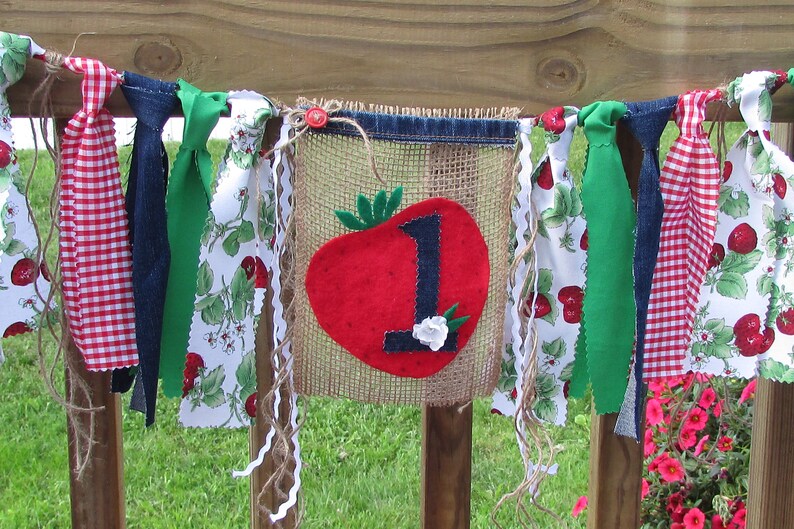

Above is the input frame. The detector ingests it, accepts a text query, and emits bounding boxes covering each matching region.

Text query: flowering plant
[641,373,755,529]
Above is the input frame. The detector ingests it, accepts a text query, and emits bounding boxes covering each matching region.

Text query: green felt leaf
[533,398,558,423]
[201,365,226,394]
[357,194,375,226]
[237,220,255,243]
[372,190,388,223]
[384,187,403,218]
[196,261,214,296]
[718,186,750,219]
[222,231,240,257]
[442,303,459,321]
[334,210,368,231]
[537,268,553,294]
[201,388,227,409]
[236,351,257,398]
[535,373,560,399]
[447,315,469,332]
[541,337,566,359]
[199,295,225,325]
[758,89,773,123]
[716,271,747,299]
[758,359,788,380]
[721,249,761,275]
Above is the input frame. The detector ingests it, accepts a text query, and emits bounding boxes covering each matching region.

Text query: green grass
[0,120,746,528]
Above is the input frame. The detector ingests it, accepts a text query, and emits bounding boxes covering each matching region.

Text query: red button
[305,106,329,128]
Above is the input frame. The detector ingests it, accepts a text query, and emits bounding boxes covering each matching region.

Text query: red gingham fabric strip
[59,57,138,370]
[643,89,722,381]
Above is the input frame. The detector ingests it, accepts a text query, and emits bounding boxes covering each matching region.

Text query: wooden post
[585,122,645,529]
[746,123,794,529]
[54,117,126,529]
[420,404,473,529]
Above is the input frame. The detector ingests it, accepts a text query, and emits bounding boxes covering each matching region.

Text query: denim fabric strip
[111,72,177,426]
[616,96,677,438]
[317,109,517,145]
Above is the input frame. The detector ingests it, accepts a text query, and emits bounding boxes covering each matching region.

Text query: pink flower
[649,453,669,472]
[641,478,650,499]
[571,495,588,517]
[731,507,746,528]
[717,435,734,452]
[678,427,698,450]
[648,381,667,396]
[683,507,706,528]
[714,399,723,418]
[739,379,756,404]
[646,398,664,425]
[685,406,709,431]
[711,514,726,529]
[698,387,717,409]
[694,435,710,456]
[659,457,685,483]
[644,428,657,457]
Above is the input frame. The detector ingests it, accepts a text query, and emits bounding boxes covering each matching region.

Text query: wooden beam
[420,403,473,529]
[747,122,794,529]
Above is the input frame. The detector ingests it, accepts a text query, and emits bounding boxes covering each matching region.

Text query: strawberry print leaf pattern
[718,184,750,219]
[533,398,558,423]
[180,92,275,428]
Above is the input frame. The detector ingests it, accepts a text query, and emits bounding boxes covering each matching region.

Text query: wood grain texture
[5,0,794,118]
[586,412,644,529]
[746,122,794,529]
[421,404,473,529]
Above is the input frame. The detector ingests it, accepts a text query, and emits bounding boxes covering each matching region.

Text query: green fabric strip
[160,80,228,397]
[576,101,636,414]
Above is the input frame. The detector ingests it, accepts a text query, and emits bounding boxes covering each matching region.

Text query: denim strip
[111,72,178,426]
[316,109,518,145]
[616,95,677,438]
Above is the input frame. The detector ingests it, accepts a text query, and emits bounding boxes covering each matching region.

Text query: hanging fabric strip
[233,117,302,524]
[686,72,794,381]
[643,89,723,381]
[59,57,138,370]
[180,91,275,428]
[160,80,228,396]
[110,72,178,425]
[615,96,678,438]
[0,32,53,365]
[570,101,634,414]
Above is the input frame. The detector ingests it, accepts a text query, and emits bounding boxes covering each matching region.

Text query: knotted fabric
[644,90,722,381]
[160,80,228,396]
[0,32,52,365]
[685,72,794,381]
[569,101,635,414]
[179,91,275,428]
[615,96,677,438]
[59,57,138,370]
[111,72,178,425]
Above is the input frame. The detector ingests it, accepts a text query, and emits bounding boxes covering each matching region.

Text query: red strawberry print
[510,387,518,400]
[490,408,503,415]
[532,294,552,318]
[40,262,51,282]
[540,107,566,135]
[240,256,257,280]
[734,313,761,340]
[727,223,757,254]
[537,160,553,190]
[254,256,268,289]
[0,140,12,169]
[773,70,789,90]
[3,321,32,338]
[181,377,196,397]
[244,392,257,418]
[708,243,725,269]
[763,130,772,141]
[306,190,489,378]
[776,308,794,335]
[748,130,759,138]
[185,352,206,370]
[579,229,588,251]
[736,326,775,357]
[722,161,732,183]
[557,285,584,305]
[773,173,787,199]
[563,304,583,324]
[10,258,38,286]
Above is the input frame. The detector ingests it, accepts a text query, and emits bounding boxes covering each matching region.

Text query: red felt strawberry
[540,107,566,135]
[727,223,757,255]
[3,321,32,338]
[244,392,257,418]
[537,160,553,190]
[708,243,725,269]
[10,258,38,286]
[776,308,794,335]
[306,188,490,378]
[722,161,732,183]
[0,140,12,169]
[773,173,787,199]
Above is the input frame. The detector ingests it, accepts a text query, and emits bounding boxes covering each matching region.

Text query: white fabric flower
[412,316,449,351]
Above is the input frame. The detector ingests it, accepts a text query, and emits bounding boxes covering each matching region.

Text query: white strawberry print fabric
[686,71,794,382]
[492,107,584,424]
[0,33,53,366]
[180,91,276,428]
